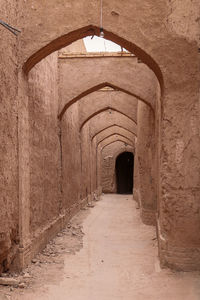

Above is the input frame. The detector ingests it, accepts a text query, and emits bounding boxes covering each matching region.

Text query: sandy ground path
[1,194,200,300]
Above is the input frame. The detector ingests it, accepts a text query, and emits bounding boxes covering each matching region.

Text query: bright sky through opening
[84,36,127,52]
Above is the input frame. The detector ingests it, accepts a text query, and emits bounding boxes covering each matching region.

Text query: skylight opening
[83,36,128,53]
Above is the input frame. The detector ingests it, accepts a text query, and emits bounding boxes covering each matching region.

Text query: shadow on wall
[115,152,134,194]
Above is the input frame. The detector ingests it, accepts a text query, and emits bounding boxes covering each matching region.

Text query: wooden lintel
[59,52,136,59]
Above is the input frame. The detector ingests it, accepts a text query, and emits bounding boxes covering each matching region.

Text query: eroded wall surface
[61,103,81,214]
[133,138,140,205]
[0,0,20,272]
[167,0,200,46]
[28,52,61,235]
[137,102,156,225]
[80,123,91,201]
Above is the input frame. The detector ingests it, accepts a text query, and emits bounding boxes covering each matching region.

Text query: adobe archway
[83,109,137,192]
[79,89,138,127]
[100,140,134,193]
[22,25,163,92]
[19,20,162,269]
[91,125,136,194]
[58,57,157,117]
[89,110,137,140]
[92,124,136,142]
[78,90,138,130]
[59,82,154,120]
[98,136,134,193]
[98,134,133,148]
[17,5,200,270]
[80,107,137,131]
[80,110,137,202]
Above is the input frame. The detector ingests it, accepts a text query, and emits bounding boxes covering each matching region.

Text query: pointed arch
[97,133,134,148]
[59,82,154,120]
[92,124,137,142]
[80,107,137,131]
[101,140,134,152]
[96,132,135,147]
[23,25,163,93]
[113,148,134,163]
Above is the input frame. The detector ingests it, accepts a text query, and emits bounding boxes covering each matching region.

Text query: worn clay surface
[80,123,92,200]
[137,101,156,225]
[1,195,200,300]
[0,0,200,274]
[28,52,61,234]
[17,2,200,269]
[0,0,20,273]
[61,103,81,209]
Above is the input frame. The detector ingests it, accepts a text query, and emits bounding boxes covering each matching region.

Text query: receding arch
[96,140,134,193]
[59,82,154,120]
[86,110,137,141]
[112,148,134,163]
[80,107,137,131]
[92,124,137,142]
[78,89,138,129]
[23,25,163,92]
[97,132,135,148]
[91,127,136,192]
[94,125,136,142]
[100,139,134,152]
[97,134,134,148]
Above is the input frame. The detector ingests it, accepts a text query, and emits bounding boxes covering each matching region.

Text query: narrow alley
[1,1,200,298]
[2,195,199,300]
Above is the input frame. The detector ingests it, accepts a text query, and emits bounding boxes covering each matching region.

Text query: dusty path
[1,194,200,300]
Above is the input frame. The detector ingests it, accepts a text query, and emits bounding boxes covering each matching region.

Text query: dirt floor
[0,194,200,300]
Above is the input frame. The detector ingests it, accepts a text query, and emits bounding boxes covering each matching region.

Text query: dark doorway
[115,152,134,194]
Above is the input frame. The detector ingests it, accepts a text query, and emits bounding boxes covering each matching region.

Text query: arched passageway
[115,152,134,194]
[1,0,198,275]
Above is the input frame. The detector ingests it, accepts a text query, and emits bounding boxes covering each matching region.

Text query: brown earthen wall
[28,52,61,234]
[80,123,91,201]
[93,125,136,194]
[0,0,20,272]
[61,103,81,212]
[133,138,140,205]
[167,0,200,46]
[91,138,98,194]
[137,102,156,225]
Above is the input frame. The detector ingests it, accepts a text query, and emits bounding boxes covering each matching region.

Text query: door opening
[115,152,134,194]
